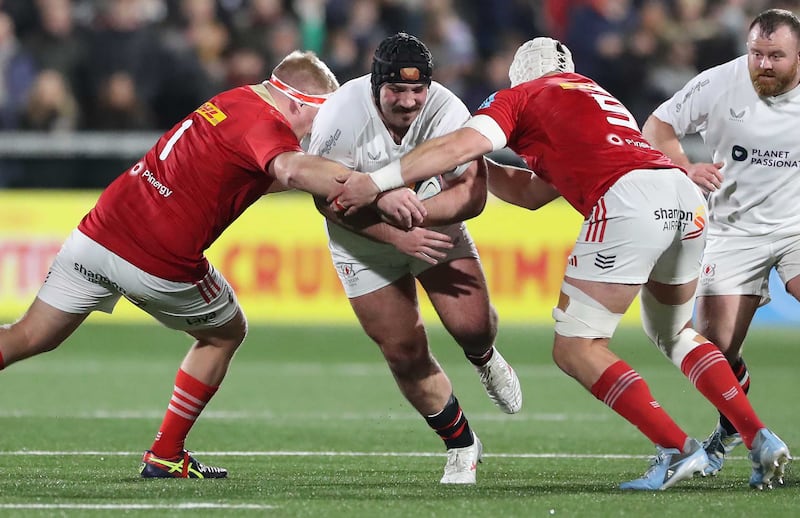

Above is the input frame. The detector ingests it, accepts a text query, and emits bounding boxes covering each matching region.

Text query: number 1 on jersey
[159,119,194,161]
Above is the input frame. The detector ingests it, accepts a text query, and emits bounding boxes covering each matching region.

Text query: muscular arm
[642,115,691,169]
[269,152,352,197]
[486,159,560,210]
[419,158,487,226]
[642,115,723,193]
[334,127,493,209]
[313,195,454,264]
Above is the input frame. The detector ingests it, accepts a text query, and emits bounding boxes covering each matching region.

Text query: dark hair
[749,8,800,41]
[371,33,433,101]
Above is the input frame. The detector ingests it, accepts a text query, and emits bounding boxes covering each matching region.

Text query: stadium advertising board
[1,191,795,325]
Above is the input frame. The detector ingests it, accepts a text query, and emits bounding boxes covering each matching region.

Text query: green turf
[0,323,797,517]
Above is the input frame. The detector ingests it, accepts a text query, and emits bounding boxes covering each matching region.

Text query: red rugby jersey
[78,84,302,282]
[475,73,678,217]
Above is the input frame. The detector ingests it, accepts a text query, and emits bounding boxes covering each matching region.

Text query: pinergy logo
[731,145,748,161]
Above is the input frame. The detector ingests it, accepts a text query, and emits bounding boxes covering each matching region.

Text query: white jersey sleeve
[654,55,800,241]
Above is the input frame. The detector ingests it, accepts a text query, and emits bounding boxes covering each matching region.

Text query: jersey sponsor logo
[674,79,709,112]
[319,129,341,156]
[367,150,382,161]
[731,145,748,161]
[129,161,174,197]
[142,169,173,197]
[478,92,497,110]
[653,206,705,239]
[747,148,798,168]
[195,101,227,126]
[73,262,127,295]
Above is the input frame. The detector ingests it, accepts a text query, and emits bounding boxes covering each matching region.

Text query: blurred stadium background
[0,0,797,325]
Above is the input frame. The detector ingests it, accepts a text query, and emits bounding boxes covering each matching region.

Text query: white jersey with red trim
[653,55,800,242]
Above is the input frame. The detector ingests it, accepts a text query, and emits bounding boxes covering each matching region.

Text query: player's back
[501,74,675,215]
[80,85,301,282]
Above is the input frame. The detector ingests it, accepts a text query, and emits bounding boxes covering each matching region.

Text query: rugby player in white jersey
[643,8,800,477]
[307,33,522,485]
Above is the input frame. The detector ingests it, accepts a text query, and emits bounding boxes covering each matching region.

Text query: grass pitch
[0,322,797,517]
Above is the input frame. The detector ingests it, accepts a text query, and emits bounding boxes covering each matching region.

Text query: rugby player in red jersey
[0,50,426,478]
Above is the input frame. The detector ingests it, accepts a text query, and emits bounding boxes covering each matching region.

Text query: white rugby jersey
[308,75,471,251]
[308,74,470,174]
[653,55,800,241]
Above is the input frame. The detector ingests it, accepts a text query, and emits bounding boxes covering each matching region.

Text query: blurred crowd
[0,0,799,134]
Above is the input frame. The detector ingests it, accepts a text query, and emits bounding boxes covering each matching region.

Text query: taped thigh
[552,282,623,338]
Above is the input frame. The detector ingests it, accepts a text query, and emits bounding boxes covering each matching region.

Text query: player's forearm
[272,153,349,197]
[314,195,398,245]
[371,128,491,192]
[487,160,559,210]
[421,162,486,225]
[642,115,691,169]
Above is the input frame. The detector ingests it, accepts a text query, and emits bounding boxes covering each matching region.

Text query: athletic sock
[149,368,218,459]
[465,346,494,367]
[719,357,749,435]
[0,348,4,370]
[681,343,763,448]
[591,360,687,449]
[425,394,475,449]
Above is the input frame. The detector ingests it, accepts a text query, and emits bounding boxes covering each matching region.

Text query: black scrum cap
[371,32,433,100]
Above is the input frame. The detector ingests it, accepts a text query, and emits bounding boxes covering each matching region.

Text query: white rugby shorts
[565,169,708,285]
[37,229,240,331]
[326,221,479,298]
[698,233,800,306]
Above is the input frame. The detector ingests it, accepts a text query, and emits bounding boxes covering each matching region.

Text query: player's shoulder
[322,75,371,109]
[691,55,746,90]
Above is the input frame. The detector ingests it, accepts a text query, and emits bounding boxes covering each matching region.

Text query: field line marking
[0,503,276,510]
[0,450,748,460]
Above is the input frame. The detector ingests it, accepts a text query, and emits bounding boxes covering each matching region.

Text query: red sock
[0,348,5,370]
[149,368,218,458]
[681,343,764,448]
[591,360,687,449]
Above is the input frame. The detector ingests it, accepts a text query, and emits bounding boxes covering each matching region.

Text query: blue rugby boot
[749,429,791,490]
[620,438,709,490]
[701,424,742,476]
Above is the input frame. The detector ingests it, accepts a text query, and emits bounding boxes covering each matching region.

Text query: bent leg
[552,277,690,450]
[420,258,522,413]
[350,275,451,415]
[148,308,247,461]
[643,280,763,449]
[418,258,497,356]
[0,297,88,368]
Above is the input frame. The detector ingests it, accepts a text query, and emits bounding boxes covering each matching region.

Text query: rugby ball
[413,176,443,200]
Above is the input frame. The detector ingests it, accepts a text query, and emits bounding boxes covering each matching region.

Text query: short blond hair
[272,51,339,96]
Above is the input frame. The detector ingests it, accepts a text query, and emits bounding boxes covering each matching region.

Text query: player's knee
[640,287,694,358]
[380,340,435,379]
[551,290,621,339]
[450,313,498,353]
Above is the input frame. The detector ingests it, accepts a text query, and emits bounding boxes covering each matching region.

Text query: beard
[750,62,799,96]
